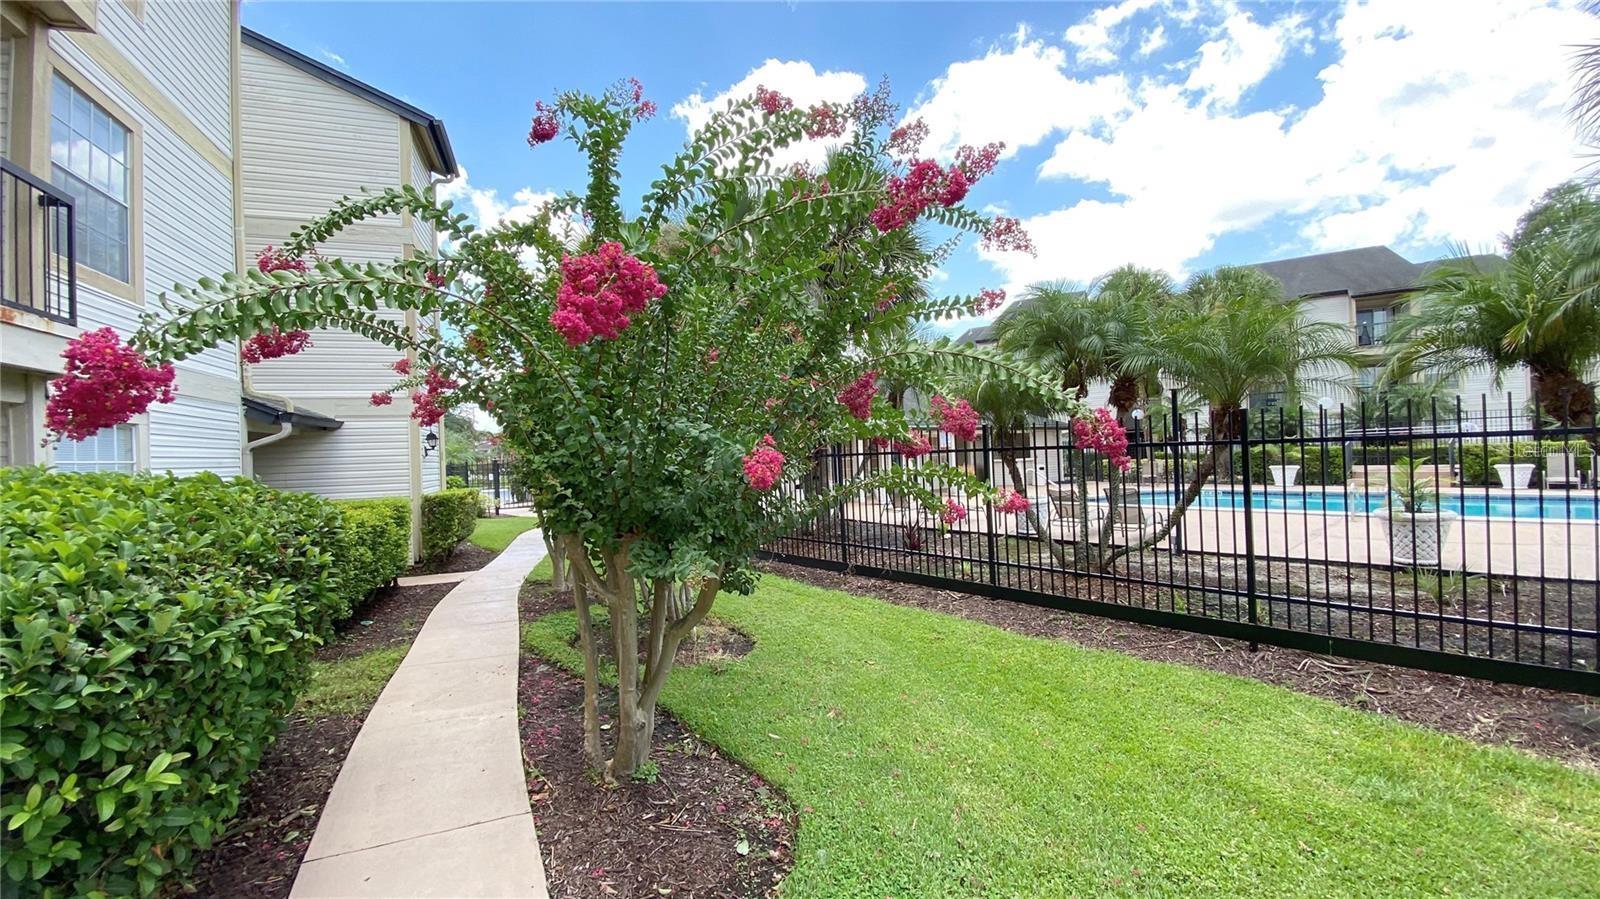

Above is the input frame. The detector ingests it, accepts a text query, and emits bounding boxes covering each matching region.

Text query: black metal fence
[762,395,1598,694]
[446,457,534,513]
[1,157,77,325]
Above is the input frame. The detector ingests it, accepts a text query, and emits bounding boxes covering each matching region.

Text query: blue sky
[242,1,1593,334]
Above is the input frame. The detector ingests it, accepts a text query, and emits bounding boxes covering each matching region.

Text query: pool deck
[839,484,1599,582]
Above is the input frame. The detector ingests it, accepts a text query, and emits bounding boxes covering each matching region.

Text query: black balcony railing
[1,157,77,325]
[1356,317,1392,347]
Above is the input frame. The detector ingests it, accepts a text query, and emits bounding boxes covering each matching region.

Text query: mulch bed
[322,581,457,662]
[762,561,1600,771]
[180,579,458,897]
[406,541,498,576]
[519,580,795,898]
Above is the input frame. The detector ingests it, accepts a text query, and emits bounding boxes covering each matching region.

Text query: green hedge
[1459,440,1594,486]
[0,470,343,897]
[334,498,410,605]
[421,488,479,562]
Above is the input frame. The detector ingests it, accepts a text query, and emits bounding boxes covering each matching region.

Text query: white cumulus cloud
[672,59,866,168]
[958,0,1589,289]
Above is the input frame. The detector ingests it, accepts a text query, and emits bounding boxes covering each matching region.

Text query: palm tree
[1107,266,1361,566]
[994,266,1173,419]
[951,369,1083,568]
[1385,226,1600,432]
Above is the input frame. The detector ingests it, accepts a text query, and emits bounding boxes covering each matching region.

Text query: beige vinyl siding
[408,136,437,252]
[250,417,414,499]
[91,0,234,155]
[239,44,401,226]
[1,36,12,157]
[148,395,241,477]
[45,29,241,478]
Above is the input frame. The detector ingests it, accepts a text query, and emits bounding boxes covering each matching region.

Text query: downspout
[242,362,297,451]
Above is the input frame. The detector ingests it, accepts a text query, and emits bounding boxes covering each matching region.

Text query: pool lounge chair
[1545,452,1581,488]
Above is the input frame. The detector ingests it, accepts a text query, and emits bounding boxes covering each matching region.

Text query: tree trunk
[561,536,603,768]
[562,536,722,783]
[545,532,568,590]
[997,441,1076,570]
[1532,366,1598,433]
[1107,375,1139,418]
[1099,405,1235,569]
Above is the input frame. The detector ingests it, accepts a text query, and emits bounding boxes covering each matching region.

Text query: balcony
[1355,316,1392,347]
[1,157,78,326]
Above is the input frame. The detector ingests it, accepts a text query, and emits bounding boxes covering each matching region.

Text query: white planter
[1493,463,1536,488]
[1267,464,1300,487]
[1378,508,1458,568]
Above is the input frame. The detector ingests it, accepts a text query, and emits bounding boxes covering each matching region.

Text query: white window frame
[50,71,133,283]
[52,423,138,474]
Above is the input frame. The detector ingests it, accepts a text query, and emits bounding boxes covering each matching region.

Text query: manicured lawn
[296,646,409,718]
[469,515,541,552]
[523,574,1600,898]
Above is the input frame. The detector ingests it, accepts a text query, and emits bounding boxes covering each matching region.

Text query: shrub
[421,488,480,562]
[1460,440,1594,486]
[445,474,466,489]
[333,497,410,607]
[0,469,342,897]
[1296,446,1347,486]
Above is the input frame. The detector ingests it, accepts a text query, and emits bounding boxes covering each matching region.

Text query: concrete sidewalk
[291,531,550,898]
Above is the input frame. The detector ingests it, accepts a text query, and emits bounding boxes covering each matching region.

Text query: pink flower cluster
[931,395,979,442]
[256,245,308,274]
[1072,407,1132,471]
[983,216,1036,255]
[755,85,793,115]
[410,367,458,427]
[548,242,668,345]
[893,433,933,458]
[623,77,657,120]
[886,119,929,158]
[976,288,1006,314]
[742,435,785,491]
[941,499,968,525]
[955,142,1003,181]
[805,105,847,139]
[997,490,1031,514]
[392,357,412,375]
[369,392,393,406]
[528,101,559,146]
[870,141,1006,233]
[241,328,312,364]
[45,327,176,441]
[869,159,965,232]
[426,268,448,289]
[836,371,878,420]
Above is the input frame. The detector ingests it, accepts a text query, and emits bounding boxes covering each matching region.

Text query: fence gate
[446,458,533,514]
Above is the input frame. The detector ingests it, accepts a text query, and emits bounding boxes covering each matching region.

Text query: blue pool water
[1134,487,1599,521]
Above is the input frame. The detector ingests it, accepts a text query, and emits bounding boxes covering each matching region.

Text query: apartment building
[1,1,456,557]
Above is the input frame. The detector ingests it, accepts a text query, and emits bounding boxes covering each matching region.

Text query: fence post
[491,459,503,516]
[1168,389,1185,555]
[982,425,1000,586]
[1237,408,1259,650]
[831,444,851,570]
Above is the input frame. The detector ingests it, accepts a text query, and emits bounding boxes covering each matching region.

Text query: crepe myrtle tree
[42,79,1108,780]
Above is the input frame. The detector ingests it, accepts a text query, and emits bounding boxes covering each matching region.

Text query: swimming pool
[1133,487,1600,521]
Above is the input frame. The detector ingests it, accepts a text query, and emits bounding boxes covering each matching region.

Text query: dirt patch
[577,619,754,667]
[762,561,1600,772]
[322,581,456,661]
[519,582,794,898]
[180,715,360,897]
[181,580,457,896]
[407,541,497,576]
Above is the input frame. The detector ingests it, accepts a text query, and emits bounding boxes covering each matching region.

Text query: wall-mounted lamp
[423,429,440,457]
